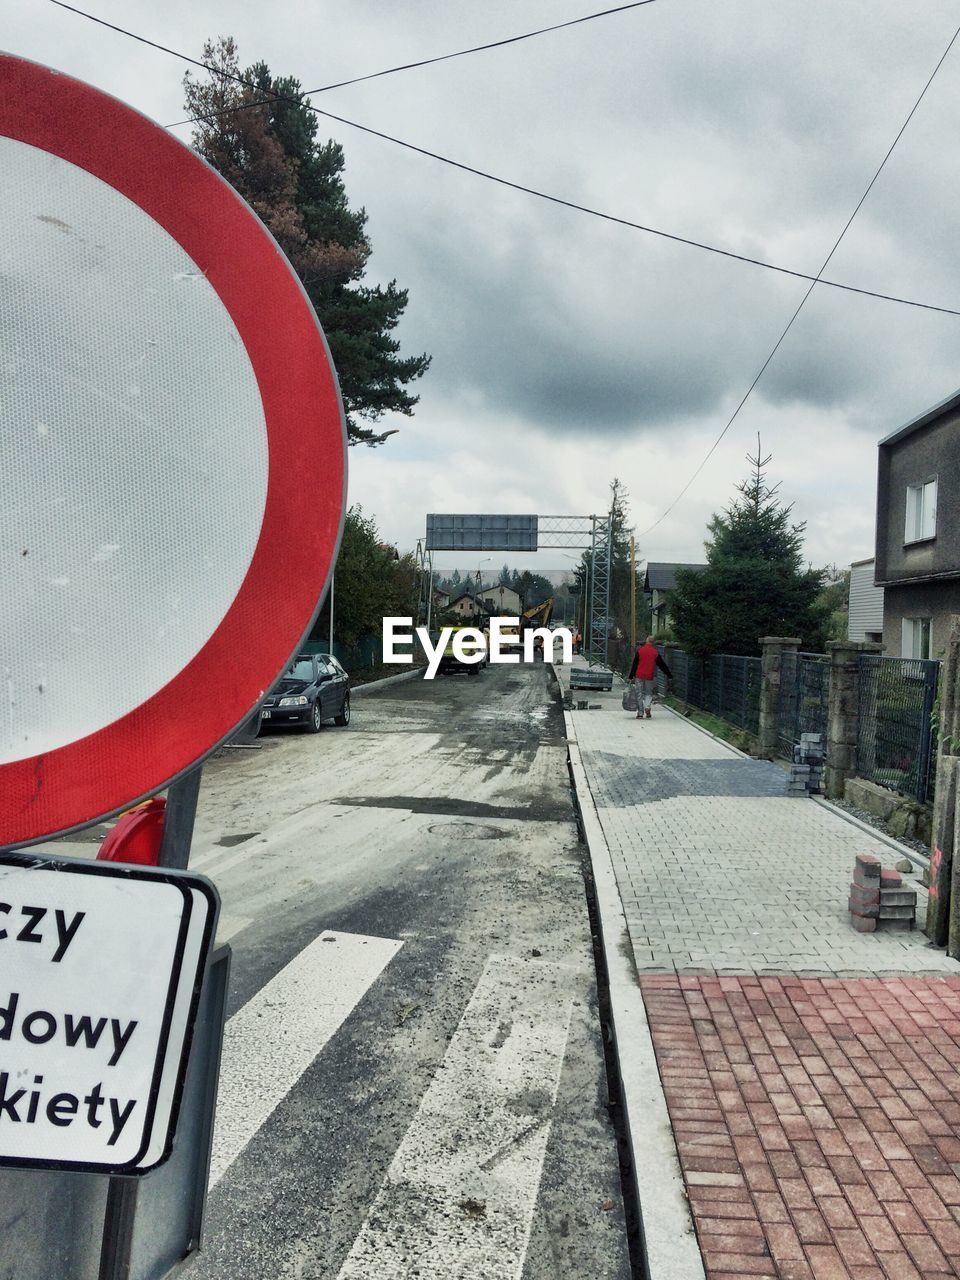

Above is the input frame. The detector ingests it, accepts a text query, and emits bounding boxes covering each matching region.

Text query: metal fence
[856,655,939,803]
[703,654,762,733]
[661,648,703,708]
[303,635,381,669]
[654,641,941,805]
[655,648,761,735]
[777,652,829,759]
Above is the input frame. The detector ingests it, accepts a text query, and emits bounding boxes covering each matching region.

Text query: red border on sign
[1,57,347,846]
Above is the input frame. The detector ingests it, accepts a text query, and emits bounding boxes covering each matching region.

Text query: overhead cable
[165,0,659,128]
[635,17,960,538]
[45,0,960,324]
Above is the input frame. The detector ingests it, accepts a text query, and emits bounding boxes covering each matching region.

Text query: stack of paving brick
[785,732,824,795]
[798,731,824,793]
[785,761,810,795]
[848,852,917,932]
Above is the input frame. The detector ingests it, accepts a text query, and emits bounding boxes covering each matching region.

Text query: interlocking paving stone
[642,975,960,1280]
[585,753,788,802]
[560,661,960,1276]
[558,668,953,976]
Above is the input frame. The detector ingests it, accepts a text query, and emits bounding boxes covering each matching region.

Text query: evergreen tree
[183,40,430,445]
[311,507,416,647]
[670,445,828,656]
[608,479,641,641]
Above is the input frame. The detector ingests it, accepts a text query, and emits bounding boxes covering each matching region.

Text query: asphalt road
[6,663,634,1279]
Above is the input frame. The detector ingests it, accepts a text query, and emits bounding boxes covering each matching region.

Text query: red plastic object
[96,797,167,866]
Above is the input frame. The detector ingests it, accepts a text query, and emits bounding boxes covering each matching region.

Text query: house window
[901,617,931,660]
[904,478,937,543]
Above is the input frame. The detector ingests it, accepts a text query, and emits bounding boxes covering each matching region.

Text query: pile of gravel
[830,797,930,860]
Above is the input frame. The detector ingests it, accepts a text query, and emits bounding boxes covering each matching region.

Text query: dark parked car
[260,653,350,733]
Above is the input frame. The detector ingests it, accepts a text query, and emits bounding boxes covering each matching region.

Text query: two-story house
[478,584,523,615]
[447,592,483,620]
[643,562,707,635]
[875,389,960,658]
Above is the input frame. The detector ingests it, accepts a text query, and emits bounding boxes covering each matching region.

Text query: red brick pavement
[640,974,960,1280]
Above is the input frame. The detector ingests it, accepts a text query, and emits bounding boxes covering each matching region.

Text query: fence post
[758,637,801,760]
[916,663,939,803]
[740,658,748,729]
[824,640,882,799]
[928,616,960,948]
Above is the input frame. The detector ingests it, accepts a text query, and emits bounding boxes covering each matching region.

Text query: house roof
[643,562,706,592]
[879,386,960,447]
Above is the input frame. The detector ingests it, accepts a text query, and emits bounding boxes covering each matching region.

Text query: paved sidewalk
[643,973,960,1280]
[557,661,960,1280]
[558,667,950,977]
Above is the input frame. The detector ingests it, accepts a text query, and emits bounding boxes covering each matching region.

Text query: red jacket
[629,643,671,682]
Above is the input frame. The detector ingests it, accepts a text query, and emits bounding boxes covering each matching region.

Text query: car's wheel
[469,663,481,676]
[335,693,350,726]
[305,699,323,733]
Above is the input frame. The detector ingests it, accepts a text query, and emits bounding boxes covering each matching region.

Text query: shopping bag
[622,682,638,712]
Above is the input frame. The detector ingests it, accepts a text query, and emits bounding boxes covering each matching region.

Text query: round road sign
[0,57,347,848]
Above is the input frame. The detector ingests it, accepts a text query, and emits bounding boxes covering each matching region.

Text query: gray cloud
[8,0,960,568]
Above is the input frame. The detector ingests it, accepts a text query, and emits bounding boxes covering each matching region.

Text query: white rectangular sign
[0,853,217,1174]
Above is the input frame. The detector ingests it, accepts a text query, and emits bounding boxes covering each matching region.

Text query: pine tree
[183,40,430,445]
[670,444,828,656]
[608,479,641,640]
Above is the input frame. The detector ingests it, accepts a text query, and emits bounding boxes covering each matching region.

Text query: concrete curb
[811,795,930,871]
[553,664,706,1280]
[659,701,753,759]
[350,667,426,696]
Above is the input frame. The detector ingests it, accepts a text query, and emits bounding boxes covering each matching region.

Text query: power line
[635,17,960,539]
[300,104,960,318]
[45,0,960,322]
[165,0,659,129]
[47,0,219,74]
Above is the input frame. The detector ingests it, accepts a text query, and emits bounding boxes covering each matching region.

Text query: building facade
[478,585,523,615]
[847,558,884,644]
[643,562,707,635]
[447,592,482,619]
[875,390,960,658]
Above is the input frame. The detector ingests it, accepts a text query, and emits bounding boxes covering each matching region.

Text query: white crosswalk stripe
[337,954,575,1280]
[209,929,402,1188]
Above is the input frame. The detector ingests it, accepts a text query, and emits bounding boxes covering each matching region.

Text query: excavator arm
[519,597,554,631]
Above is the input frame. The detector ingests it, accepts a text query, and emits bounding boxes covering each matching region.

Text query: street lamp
[559,552,585,635]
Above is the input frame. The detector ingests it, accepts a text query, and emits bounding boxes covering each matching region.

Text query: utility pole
[586,516,596,662]
[630,535,637,655]
[328,573,334,657]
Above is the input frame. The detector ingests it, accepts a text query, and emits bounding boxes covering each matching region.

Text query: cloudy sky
[9,0,960,574]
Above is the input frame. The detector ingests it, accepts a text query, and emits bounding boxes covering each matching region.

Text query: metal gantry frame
[414,539,435,629]
[423,514,614,668]
[535,516,613,667]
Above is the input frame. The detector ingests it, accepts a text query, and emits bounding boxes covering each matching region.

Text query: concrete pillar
[928,615,960,946]
[758,637,801,760]
[824,640,882,799]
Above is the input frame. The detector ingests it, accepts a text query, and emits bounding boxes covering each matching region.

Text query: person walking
[628,635,672,719]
